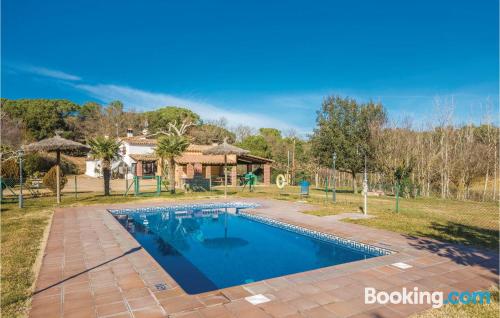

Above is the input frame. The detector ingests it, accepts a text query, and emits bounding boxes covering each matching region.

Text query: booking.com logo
[365,287,491,308]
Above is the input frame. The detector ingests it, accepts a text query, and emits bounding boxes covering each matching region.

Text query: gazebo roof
[202,138,249,156]
[24,133,90,152]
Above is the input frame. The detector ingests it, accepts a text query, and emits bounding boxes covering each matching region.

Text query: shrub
[24,153,51,176]
[43,166,67,193]
[24,153,78,176]
[1,159,20,179]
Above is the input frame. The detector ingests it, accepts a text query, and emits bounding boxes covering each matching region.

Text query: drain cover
[154,283,169,291]
[391,262,413,269]
[245,294,271,305]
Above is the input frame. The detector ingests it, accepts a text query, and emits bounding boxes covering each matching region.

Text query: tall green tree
[88,136,121,196]
[2,98,80,141]
[312,96,386,193]
[155,135,190,194]
[237,135,271,158]
[188,124,235,144]
[146,107,200,133]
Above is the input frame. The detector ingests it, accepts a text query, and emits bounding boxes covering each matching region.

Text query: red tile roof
[123,139,273,164]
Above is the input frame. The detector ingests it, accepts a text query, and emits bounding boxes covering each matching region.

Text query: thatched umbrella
[24,132,90,204]
[203,138,249,198]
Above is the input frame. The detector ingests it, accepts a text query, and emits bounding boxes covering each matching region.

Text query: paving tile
[94,290,124,306]
[159,295,203,314]
[199,304,235,318]
[63,297,95,314]
[153,287,184,300]
[132,306,166,318]
[122,287,151,300]
[306,291,338,305]
[224,299,255,314]
[197,293,230,306]
[64,306,97,318]
[29,301,62,318]
[118,274,146,290]
[127,295,158,310]
[324,301,359,317]
[328,283,366,301]
[170,311,203,317]
[349,306,404,318]
[238,307,272,318]
[259,301,298,317]
[295,284,322,296]
[269,288,302,302]
[301,306,336,318]
[221,286,252,300]
[243,282,274,294]
[284,297,319,311]
[96,301,128,317]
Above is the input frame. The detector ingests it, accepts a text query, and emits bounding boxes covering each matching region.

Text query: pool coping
[29,198,499,318]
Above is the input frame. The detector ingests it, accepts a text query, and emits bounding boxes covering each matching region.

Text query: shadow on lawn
[33,246,142,296]
[404,221,499,275]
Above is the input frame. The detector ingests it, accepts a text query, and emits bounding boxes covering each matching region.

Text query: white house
[85,128,273,187]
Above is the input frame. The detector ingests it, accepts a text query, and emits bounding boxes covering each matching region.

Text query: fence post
[19,151,24,208]
[74,175,77,199]
[156,176,161,196]
[395,182,400,213]
[325,177,329,201]
[134,176,139,196]
[125,176,129,195]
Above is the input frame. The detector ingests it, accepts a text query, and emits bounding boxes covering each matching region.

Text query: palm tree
[156,135,189,194]
[88,136,121,195]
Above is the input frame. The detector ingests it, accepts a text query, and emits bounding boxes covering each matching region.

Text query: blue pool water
[111,204,383,294]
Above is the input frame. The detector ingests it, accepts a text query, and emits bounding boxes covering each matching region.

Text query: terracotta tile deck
[29,199,499,318]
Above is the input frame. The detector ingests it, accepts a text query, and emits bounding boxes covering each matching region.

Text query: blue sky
[2,0,498,134]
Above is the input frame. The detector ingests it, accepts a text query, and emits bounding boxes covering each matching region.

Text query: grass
[412,287,499,318]
[1,204,52,318]
[297,189,499,250]
[1,185,498,317]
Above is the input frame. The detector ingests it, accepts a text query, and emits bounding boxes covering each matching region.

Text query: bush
[24,153,52,176]
[43,166,67,193]
[1,159,20,179]
[23,153,78,176]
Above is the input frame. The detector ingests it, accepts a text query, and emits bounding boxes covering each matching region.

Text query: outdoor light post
[363,153,368,215]
[18,149,24,208]
[332,152,337,203]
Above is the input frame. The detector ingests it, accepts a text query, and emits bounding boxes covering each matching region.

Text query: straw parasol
[24,131,90,204]
[203,138,249,198]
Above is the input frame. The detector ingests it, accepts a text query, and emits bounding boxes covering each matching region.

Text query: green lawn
[1,186,498,317]
[299,189,499,250]
[412,287,499,318]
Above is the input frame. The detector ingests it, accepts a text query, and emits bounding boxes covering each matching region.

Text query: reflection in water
[202,237,249,249]
[124,209,249,255]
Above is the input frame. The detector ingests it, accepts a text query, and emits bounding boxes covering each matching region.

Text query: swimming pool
[110,203,390,294]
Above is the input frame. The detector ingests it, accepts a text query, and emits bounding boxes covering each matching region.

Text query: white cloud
[73,83,307,134]
[12,64,81,81]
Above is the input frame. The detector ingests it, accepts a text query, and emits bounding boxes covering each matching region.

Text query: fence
[313,168,499,202]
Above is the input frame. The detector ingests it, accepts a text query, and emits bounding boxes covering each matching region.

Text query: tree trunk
[483,168,489,201]
[351,171,357,194]
[103,159,111,196]
[168,157,176,194]
[493,150,498,201]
